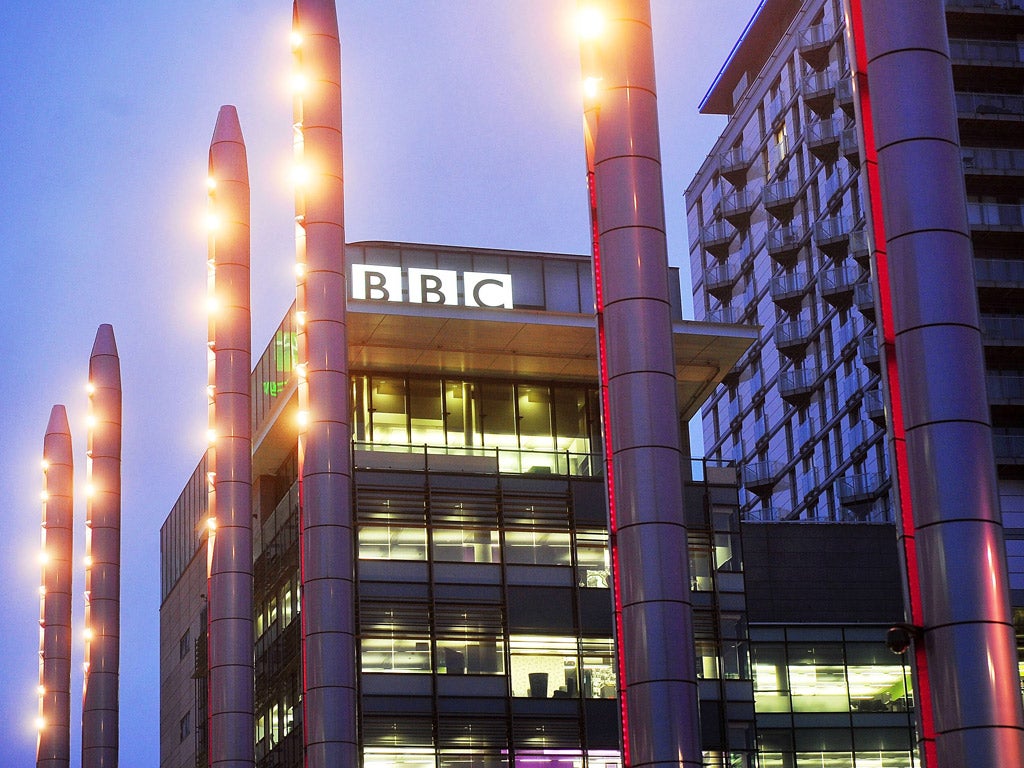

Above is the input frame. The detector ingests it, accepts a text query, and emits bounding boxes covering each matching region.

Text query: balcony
[957,91,1024,120]
[962,147,1024,179]
[700,221,736,257]
[849,228,870,266]
[720,146,750,186]
[987,372,1024,403]
[950,39,1024,89]
[798,24,836,71]
[774,319,814,357]
[768,90,789,125]
[766,223,806,267]
[838,472,889,506]
[763,179,800,220]
[742,460,782,494]
[836,76,856,117]
[770,272,811,311]
[859,333,881,372]
[807,117,841,162]
[704,260,741,301]
[820,264,862,306]
[815,215,851,257]
[854,283,876,322]
[720,188,758,226]
[820,167,847,207]
[981,314,1024,345]
[841,126,861,164]
[967,201,1024,230]
[744,505,790,522]
[993,433,1024,465]
[779,368,819,403]
[864,388,886,425]
[801,70,836,116]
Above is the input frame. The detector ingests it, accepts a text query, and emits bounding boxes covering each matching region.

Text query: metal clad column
[581,2,702,766]
[206,104,255,768]
[855,2,1024,764]
[38,405,73,768]
[292,2,356,766]
[83,323,121,768]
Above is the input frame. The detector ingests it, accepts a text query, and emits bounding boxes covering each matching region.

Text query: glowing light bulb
[35,716,46,731]
[296,363,308,380]
[40,490,49,502]
[207,517,217,532]
[291,72,308,93]
[292,163,312,187]
[294,262,306,278]
[86,381,95,395]
[38,586,46,596]
[290,30,303,49]
[583,76,603,101]
[296,409,310,428]
[206,176,217,191]
[296,310,306,326]
[86,414,97,429]
[206,295,220,315]
[83,555,93,568]
[207,428,217,445]
[205,212,221,232]
[577,7,607,40]
[82,627,94,642]
[40,459,50,471]
[38,551,50,566]
[37,685,45,696]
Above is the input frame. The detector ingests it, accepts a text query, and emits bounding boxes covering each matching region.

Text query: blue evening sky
[0,2,758,764]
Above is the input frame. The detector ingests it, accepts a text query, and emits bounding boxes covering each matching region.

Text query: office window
[179,711,190,743]
[179,628,191,661]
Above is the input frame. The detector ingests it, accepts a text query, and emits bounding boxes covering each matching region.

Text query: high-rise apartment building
[686,0,1024,594]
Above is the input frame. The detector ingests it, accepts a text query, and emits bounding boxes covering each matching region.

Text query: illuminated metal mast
[291,1,357,765]
[38,405,73,768]
[82,323,121,768]
[578,1,702,766]
[205,104,255,768]
[846,2,1024,765]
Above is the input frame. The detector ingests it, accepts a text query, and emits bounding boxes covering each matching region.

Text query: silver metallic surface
[38,405,73,768]
[82,323,121,768]
[580,1,701,765]
[206,104,255,768]
[292,2,357,765]
[858,1,1024,764]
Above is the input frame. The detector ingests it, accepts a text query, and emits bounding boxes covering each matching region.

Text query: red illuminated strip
[847,2,937,762]
[587,168,631,766]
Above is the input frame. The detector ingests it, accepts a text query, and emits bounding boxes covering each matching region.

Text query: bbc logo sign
[352,265,514,309]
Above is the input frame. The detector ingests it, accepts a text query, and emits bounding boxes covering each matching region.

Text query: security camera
[885,624,919,655]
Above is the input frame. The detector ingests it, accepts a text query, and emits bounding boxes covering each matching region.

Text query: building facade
[685,0,1024,609]
[160,242,765,768]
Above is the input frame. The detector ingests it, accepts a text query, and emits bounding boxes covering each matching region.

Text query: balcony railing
[864,389,886,423]
[779,368,819,399]
[838,472,888,505]
[815,215,850,255]
[981,314,1024,342]
[859,334,881,367]
[700,221,735,255]
[763,179,800,215]
[993,434,1024,461]
[945,0,1020,8]
[742,460,782,491]
[720,147,749,181]
[967,202,1024,228]
[352,441,602,478]
[849,229,870,264]
[775,319,814,350]
[821,265,861,301]
[770,272,810,305]
[963,146,1024,174]
[801,71,836,113]
[720,188,758,222]
[975,258,1024,285]
[799,25,835,70]
[987,373,1024,401]
[767,224,805,264]
[841,126,860,163]
[956,91,1024,118]
[705,261,740,295]
[836,76,855,113]
[949,38,1024,64]
[807,118,841,160]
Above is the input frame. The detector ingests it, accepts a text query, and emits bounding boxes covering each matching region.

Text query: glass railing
[967,202,1024,227]
[807,117,841,145]
[950,39,1024,63]
[849,229,870,259]
[864,389,886,419]
[701,221,735,247]
[821,265,861,293]
[721,189,757,216]
[720,146,748,174]
[763,179,800,209]
[987,373,1024,400]
[838,472,886,502]
[705,261,738,290]
[963,146,1024,172]
[994,434,1024,460]
[767,224,805,254]
[982,314,1024,341]
[860,334,880,361]
[836,76,855,105]
[771,273,809,299]
[799,24,835,49]
[742,460,781,488]
[779,368,819,395]
[956,91,1024,117]
[801,71,836,99]
[775,319,813,347]
[352,440,602,478]
[707,306,743,324]
[975,258,1024,283]
[815,215,850,244]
